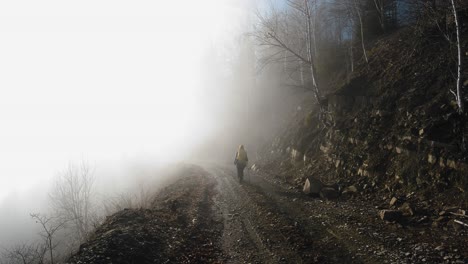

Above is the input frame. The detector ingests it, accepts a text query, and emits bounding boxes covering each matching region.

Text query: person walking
[234,145,249,183]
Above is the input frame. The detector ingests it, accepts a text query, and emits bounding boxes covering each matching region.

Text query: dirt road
[69,164,467,264]
[208,164,467,264]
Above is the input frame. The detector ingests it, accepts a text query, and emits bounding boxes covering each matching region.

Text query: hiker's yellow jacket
[235,145,248,165]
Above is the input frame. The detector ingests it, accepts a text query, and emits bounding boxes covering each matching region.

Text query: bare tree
[49,161,96,244]
[303,0,322,101]
[253,0,325,110]
[450,0,464,113]
[30,214,67,264]
[327,0,359,73]
[409,0,464,113]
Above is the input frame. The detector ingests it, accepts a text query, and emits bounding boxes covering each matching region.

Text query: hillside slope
[258,22,468,217]
[67,166,222,264]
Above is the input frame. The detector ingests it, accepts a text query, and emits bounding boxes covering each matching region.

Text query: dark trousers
[236,163,245,182]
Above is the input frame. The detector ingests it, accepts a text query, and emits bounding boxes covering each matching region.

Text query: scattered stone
[416,216,429,224]
[428,154,437,164]
[447,159,457,169]
[320,145,330,153]
[435,245,445,251]
[379,210,403,222]
[303,177,323,196]
[358,170,370,177]
[335,159,341,168]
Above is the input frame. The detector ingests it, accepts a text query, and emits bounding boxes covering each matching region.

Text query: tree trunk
[300,60,305,86]
[354,0,368,64]
[49,238,54,264]
[305,0,323,108]
[451,0,464,113]
[351,30,354,72]
[312,0,318,56]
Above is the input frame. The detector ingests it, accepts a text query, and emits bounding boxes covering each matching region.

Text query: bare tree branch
[49,161,96,244]
[30,213,67,264]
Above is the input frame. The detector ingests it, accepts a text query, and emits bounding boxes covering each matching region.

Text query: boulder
[303,177,323,196]
[379,210,403,222]
[320,187,339,199]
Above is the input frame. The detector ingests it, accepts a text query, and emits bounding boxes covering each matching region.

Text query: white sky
[0,0,250,201]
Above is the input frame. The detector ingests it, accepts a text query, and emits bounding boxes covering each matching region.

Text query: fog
[0,0,304,254]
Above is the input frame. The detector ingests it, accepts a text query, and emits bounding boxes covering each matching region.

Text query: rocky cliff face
[258,24,468,213]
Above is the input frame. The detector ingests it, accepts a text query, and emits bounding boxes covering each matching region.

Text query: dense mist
[1,0,464,262]
[0,0,305,260]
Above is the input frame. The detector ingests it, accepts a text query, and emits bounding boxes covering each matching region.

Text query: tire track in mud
[209,166,322,263]
[208,165,391,264]
[213,167,275,263]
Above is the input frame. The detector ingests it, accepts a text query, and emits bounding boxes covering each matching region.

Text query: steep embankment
[67,165,223,264]
[258,23,468,222]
